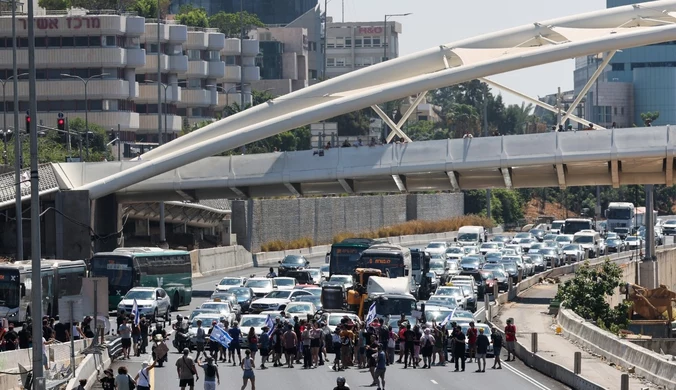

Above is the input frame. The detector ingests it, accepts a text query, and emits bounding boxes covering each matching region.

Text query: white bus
[0,259,87,324]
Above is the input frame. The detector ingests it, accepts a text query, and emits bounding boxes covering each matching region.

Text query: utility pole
[12,0,22,262]
[240,0,245,106]
[323,0,328,80]
[483,85,491,227]
[157,0,166,245]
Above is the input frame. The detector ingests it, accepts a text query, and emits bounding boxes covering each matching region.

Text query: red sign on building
[358,26,383,34]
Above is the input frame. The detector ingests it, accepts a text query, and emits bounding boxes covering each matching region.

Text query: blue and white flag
[265,314,275,337]
[440,307,458,327]
[131,299,140,326]
[210,325,233,348]
[365,302,377,325]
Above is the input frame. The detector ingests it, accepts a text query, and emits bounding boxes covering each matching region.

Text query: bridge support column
[93,193,123,253]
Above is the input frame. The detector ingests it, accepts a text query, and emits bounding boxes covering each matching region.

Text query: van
[573,231,602,258]
[456,226,486,246]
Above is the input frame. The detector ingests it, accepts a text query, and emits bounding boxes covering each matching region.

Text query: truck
[605,203,657,233]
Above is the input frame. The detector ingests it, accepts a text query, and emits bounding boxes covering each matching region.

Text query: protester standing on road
[385,326,396,365]
[504,319,517,361]
[283,325,298,368]
[374,344,386,390]
[114,366,134,390]
[197,356,220,390]
[194,320,207,361]
[176,347,199,390]
[139,317,150,354]
[466,322,478,363]
[491,327,503,369]
[420,328,435,369]
[118,318,132,360]
[134,360,156,390]
[402,324,415,369]
[99,368,115,390]
[258,326,270,369]
[240,349,256,390]
[475,328,489,373]
[452,325,466,372]
[229,322,243,366]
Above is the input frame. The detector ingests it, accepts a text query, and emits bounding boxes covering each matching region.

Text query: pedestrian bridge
[44,126,676,202]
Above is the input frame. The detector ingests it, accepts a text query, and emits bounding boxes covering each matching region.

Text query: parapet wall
[231,193,464,252]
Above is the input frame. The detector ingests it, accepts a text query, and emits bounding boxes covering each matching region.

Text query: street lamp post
[1,73,27,164]
[60,73,108,160]
[383,13,411,62]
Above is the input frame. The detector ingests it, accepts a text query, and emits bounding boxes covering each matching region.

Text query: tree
[640,111,660,126]
[208,11,264,38]
[555,259,630,331]
[328,109,373,137]
[175,5,209,28]
[38,0,68,10]
[128,0,170,19]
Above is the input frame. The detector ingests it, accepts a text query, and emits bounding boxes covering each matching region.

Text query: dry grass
[260,237,314,252]
[332,214,493,243]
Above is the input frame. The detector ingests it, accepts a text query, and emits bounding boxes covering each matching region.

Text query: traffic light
[57,117,65,131]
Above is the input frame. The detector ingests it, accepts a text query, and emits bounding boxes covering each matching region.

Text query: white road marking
[430,380,438,385]
[474,306,486,318]
[504,362,551,390]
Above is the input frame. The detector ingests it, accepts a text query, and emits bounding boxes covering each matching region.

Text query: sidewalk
[495,283,657,390]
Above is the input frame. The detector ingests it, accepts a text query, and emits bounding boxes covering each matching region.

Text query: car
[239,314,270,347]
[573,231,602,258]
[457,322,495,357]
[501,262,519,283]
[522,257,535,276]
[429,258,451,284]
[613,227,631,240]
[188,308,219,322]
[319,265,330,279]
[542,233,557,242]
[539,248,561,268]
[459,256,482,272]
[662,219,676,235]
[526,253,546,272]
[479,242,501,255]
[117,287,171,322]
[459,270,488,298]
[446,260,460,276]
[224,287,255,314]
[500,248,517,257]
[273,277,298,291]
[292,295,323,311]
[488,269,509,292]
[208,293,242,318]
[562,244,586,263]
[625,236,643,250]
[293,285,323,295]
[462,246,480,256]
[425,241,448,255]
[323,275,353,291]
[512,232,534,243]
[320,311,360,332]
[427,295,458,309]
[200,301,236,324]
[456,284,477,312]
[434,286,468,310]
[307,268,324,284]
[606,232,619,240]
[491,235,512,244]
[248,289,314,313]
[554,234,574,248]
[528,243,546,254]
[282,301,317,318]
[605,238,625,253]
[481,262,505,272]
[529,229,546,242]
[215,277,246,291]
[245,277,278,297]
[516,237,536,253]
[425,308,456,325]
[278,255,310,276]
[188,314,226,347]
[504,244,523,256]
[485,252,502,263]
[445,246,465,261]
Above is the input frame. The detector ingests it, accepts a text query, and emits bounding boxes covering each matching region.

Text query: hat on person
[104,369,113,375]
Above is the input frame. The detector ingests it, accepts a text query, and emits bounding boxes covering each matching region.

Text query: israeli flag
[440,307,458,327]
[365,302,377,325]
[131,299,140,326]
[265,314,275,337]
[210,325,233,348]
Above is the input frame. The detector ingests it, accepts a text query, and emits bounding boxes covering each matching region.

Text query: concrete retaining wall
[557,307,676,388]
[629,338,676,355]
[231,193,464,252]
[66,345,112,390]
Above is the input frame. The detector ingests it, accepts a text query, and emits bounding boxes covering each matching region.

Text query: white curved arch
[80,0,676,199]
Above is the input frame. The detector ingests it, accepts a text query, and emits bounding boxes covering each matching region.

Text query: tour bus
[90,248,192,311]
[0,259,87,324]
[327,238,389,276]
[562,218,595,235]
[357,244,416,295]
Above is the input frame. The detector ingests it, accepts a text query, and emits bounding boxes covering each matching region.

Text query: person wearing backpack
[114,366,135,390]
[133,360,156,390]
[197,356,220,390]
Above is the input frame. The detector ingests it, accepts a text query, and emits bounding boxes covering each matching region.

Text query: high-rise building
[573,0,674,127]
[170,0,317,25]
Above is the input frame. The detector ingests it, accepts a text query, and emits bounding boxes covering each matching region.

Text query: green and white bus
[90,248,193,311]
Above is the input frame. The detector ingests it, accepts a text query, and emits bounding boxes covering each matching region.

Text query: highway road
[107,241,572,390]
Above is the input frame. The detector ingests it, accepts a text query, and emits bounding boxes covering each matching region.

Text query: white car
[280,301,317,318]
[425,241,448,255]
[117,287,171,322]
[215,277,246,291]
[273,277,297,291]
[504,244,523,256]
[427,295,458,309]
[562,244,585,263]
[245,277,278,297]
[445,246,465,261]
[555,234,574,248]
[323,275,353,291]
[516,237,536,253]
[320,312,360,332]
[188,314,225,344]
[479,242,501,256]
[248,289,314,313]
[239,315,270,346]
[625,236,643,250]
[199,301,236,324]
[434,286,467,309]
[319,265,330,279]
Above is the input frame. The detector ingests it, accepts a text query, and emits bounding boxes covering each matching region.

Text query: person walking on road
[100,368,115,390]
[283,325,298,368]
[229,322,243,366]
[374,344,387,390]
[490,327,503,369]
[452,325,466,372]
[466,322,478,363]
[475,328,489,373]
[134,360,156,390]
[259,326,270,369]
[240,349,256,390]
[504,319,517,361]
[402,324,415,369]
[197,356,220,390]
[420,328,435,369]
[176,348,199,390]
[114,366,134,390]
[194,320,207,361]
[118,318,132,360]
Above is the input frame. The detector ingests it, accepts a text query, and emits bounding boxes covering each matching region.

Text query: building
[572,0,672,127]
[325,17,402,78]
[170,0,318,25]
[0,10,259,146]
[251,26,309,94]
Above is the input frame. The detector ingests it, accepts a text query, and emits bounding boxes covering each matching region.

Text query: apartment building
[0,10,259,144]
[251,26,308,94]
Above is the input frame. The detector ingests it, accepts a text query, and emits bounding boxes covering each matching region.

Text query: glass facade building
[171,0,318,25]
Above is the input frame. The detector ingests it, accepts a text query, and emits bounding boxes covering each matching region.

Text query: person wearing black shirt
[99,368,115,390]
[42,320,53,341]
[139,317,150,354]
[490,327,503,369]
[403,324,415,369]
[452,326,466,372]
[53,322,69,342]
[18,325,31,349]
[3,324,18,350]
[475,328,490,372]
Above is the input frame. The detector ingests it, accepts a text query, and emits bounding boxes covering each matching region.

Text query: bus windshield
[359,255,406,277]
[91,256,134,293]
[563,221,593,235]
[375,297,416,316]
[0,272,19,308]
[330,246,366,275]
[607,208,631,220]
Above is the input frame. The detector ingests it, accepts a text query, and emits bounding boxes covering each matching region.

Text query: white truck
[605,203,657,233]
[366,276,418,319]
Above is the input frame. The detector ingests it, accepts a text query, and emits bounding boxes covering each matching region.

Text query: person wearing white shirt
[134,360,156,390]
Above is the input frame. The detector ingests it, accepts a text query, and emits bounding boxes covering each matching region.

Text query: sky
[326,0,608,106]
